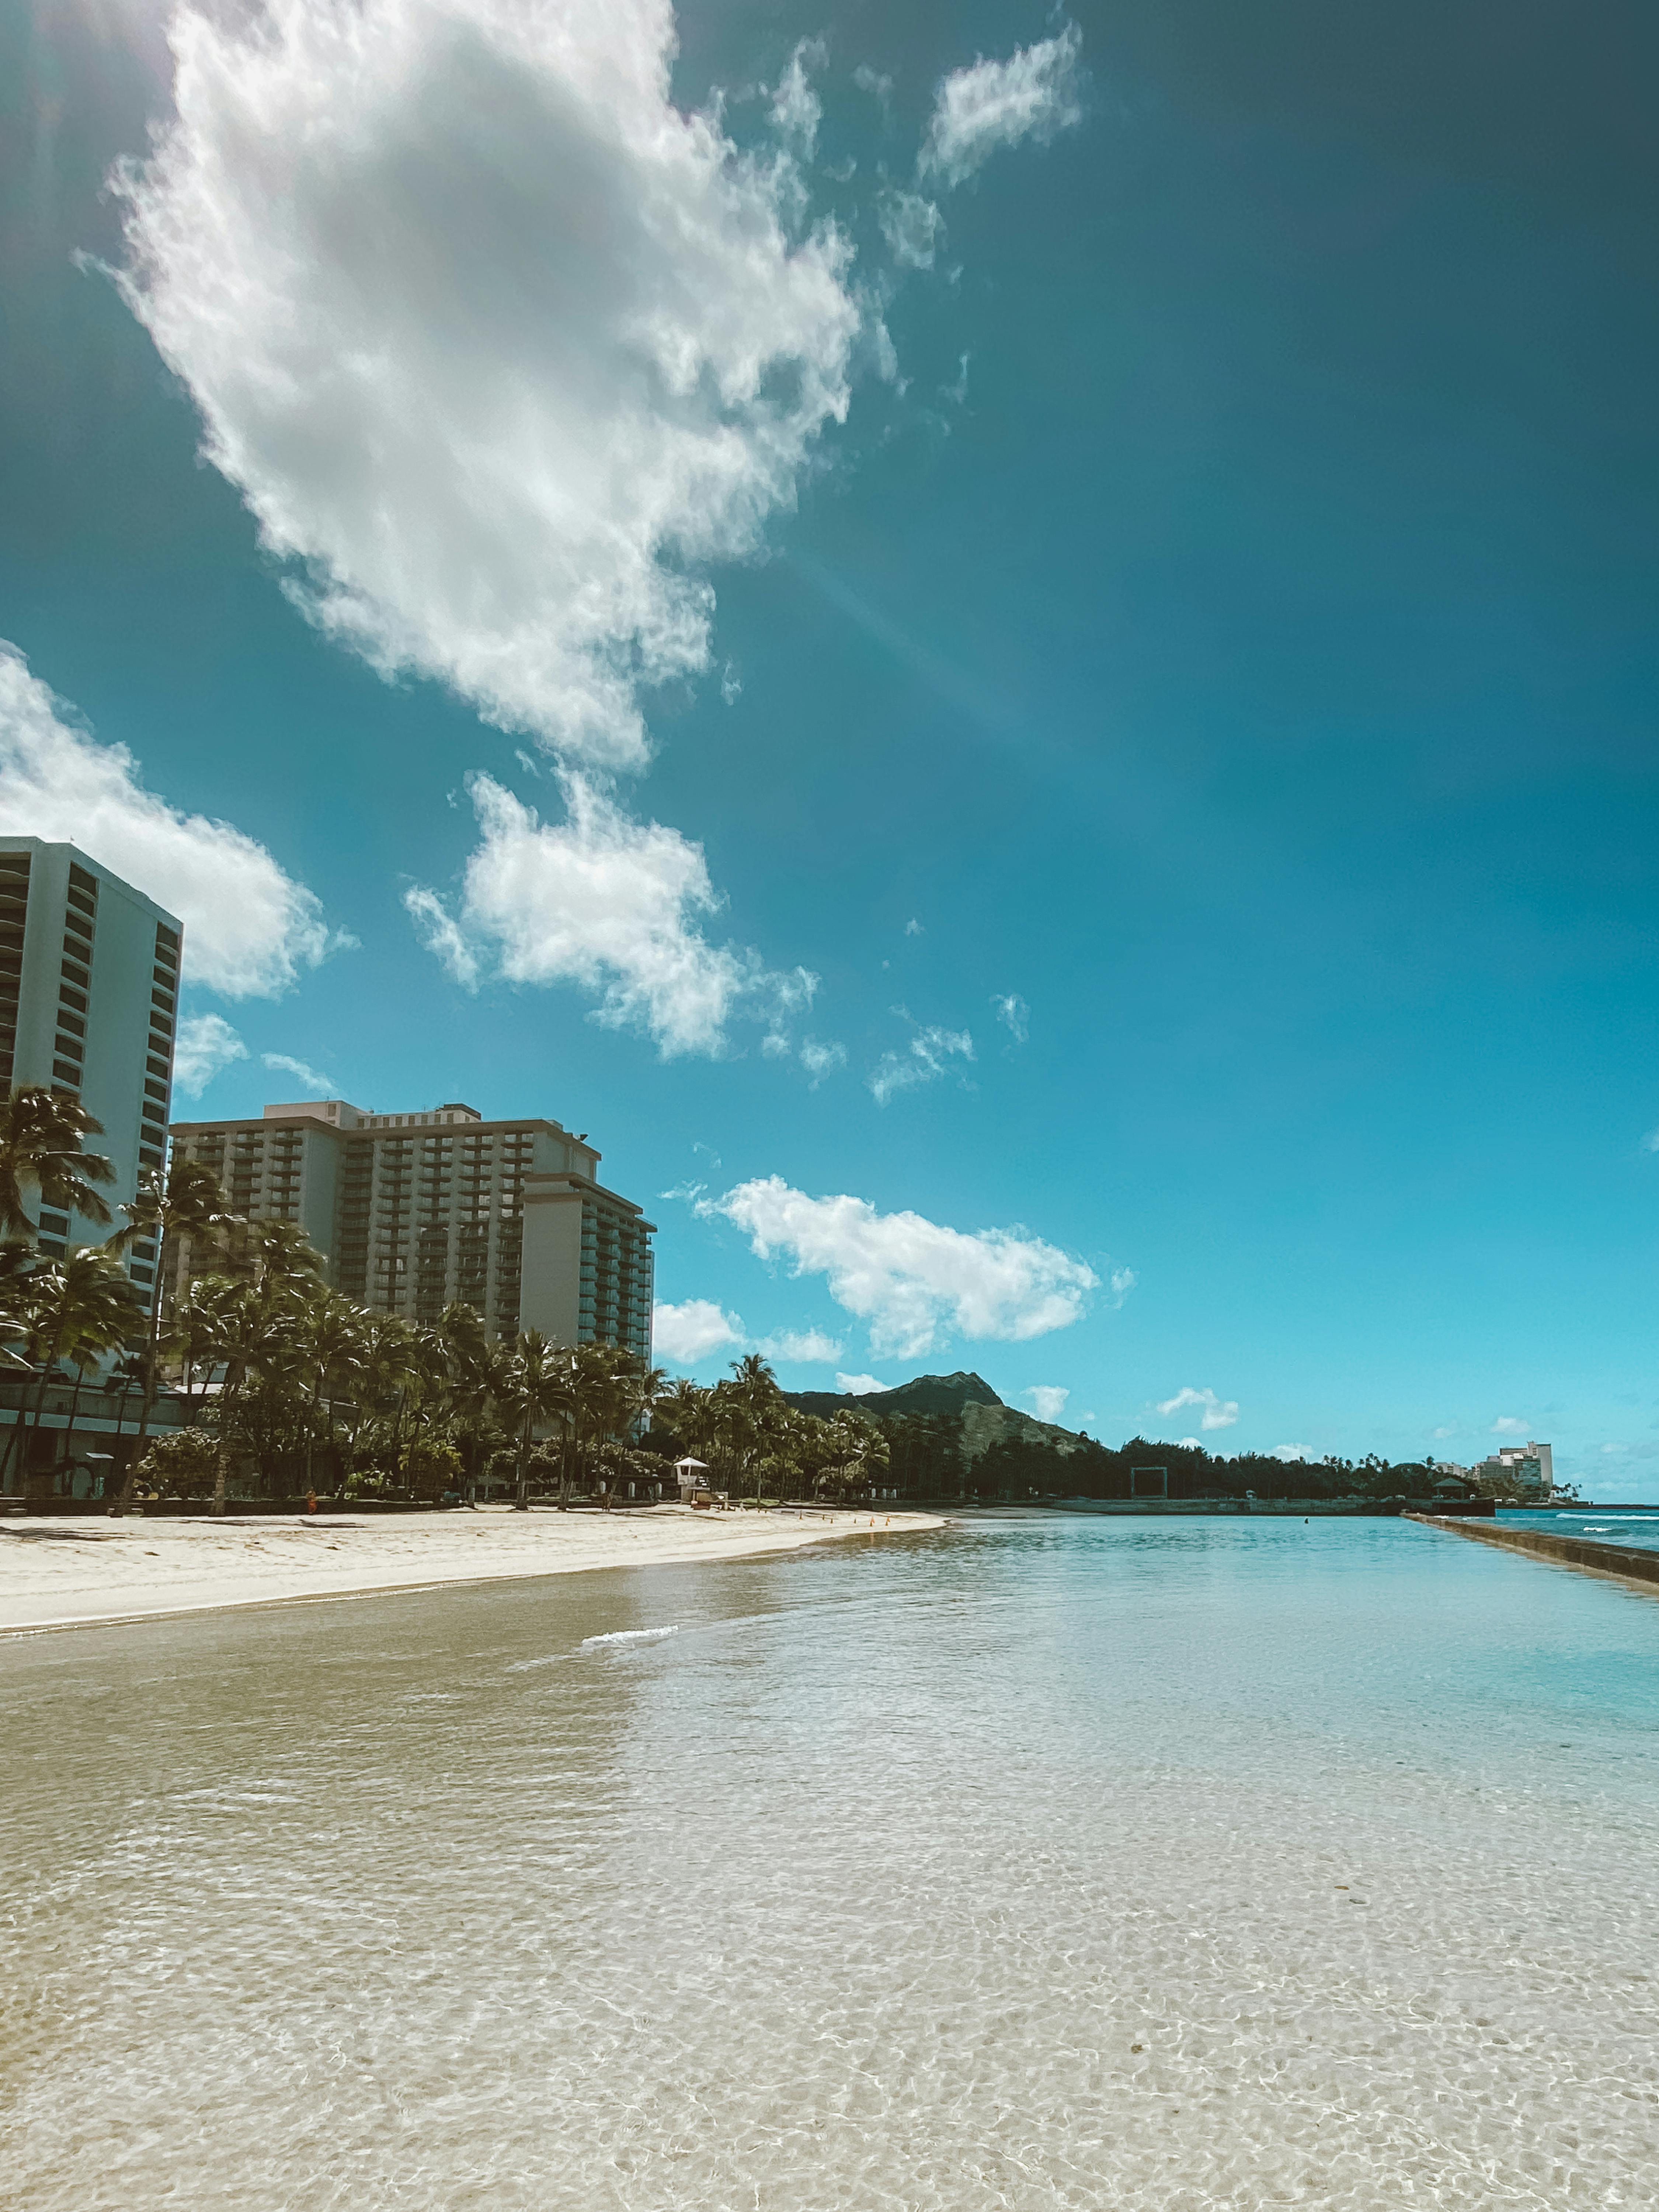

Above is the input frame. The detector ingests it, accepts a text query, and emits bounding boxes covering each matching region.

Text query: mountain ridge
[779,1370,1086,1463]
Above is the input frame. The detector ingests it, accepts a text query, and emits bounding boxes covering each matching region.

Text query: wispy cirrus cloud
[869,1019,974,1105]
[262,1051,335,1096]
[880,191,943,269]
[993,991,1029,1043]
[919,22,1084,189]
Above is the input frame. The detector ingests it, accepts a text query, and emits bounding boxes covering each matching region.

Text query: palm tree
[291,1293,370,1494]
[496,1331,575,1510]
[10,1250,140,1501]
[193,1276,308,1514]
[100,1349,149,1458]
[105,1155,236,1511]
[436,1302,495,1496]
[728,1351,780,1505]
[0,1085,117,1243]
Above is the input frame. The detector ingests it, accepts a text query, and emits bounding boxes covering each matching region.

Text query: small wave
[582,1625,680,1649]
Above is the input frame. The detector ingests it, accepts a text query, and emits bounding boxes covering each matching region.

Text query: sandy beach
[0,1503,945,1635]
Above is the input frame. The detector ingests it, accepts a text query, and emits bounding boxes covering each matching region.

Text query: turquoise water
[4,1513,1658,2208]
[1503,1507,1659,1554]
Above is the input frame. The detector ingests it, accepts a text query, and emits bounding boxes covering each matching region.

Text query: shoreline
[0,1503,947,1637]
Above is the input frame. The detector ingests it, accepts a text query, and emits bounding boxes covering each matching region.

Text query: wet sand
[0,1503,943,1633]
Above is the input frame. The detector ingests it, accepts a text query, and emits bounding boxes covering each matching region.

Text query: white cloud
[1156,1385,1239,1432]
[709,1176,1098,1359]
[406,773,815,1057]
[1431,1423,1458,1440]
[770,37,826,156]
[1107,1267,1136,1307]
[172,1013,248,1098]
[651,1300,838,1367]
[1601,1442,1628,1456]
[836,1371,887,1396]
[402,886,480,989]
[880,192,943,269]
[0,642,331,998]
[1491,1416,1529,1436]
[799,1037,846,1086]
[1271,1444,1315,1463]
[755,1327,843,1364]
[919,24,1084,190]
[852,64,892,107]
[116,0,861,773]
[993,991,1028,1043]
[1644,1129,1659,1152]
[869,1022,974,1105]
[1026,1385,1070,1423]
[904,917,925,936]
[653,1298,745,1364]
[262,1051,334,1096]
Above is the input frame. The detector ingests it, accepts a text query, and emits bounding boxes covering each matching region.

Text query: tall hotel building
[0,837,180,1306]
[166,1098,654,1356]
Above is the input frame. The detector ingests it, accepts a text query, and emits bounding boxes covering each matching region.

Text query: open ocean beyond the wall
[3,1513,1658,2209]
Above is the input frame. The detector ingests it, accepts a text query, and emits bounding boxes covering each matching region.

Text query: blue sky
[3,0,1658,1490]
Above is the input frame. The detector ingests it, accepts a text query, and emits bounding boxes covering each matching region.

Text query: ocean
[3,1512,1657,2208]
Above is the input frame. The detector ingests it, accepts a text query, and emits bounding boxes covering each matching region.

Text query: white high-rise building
[166,1097,654,1356]
[1470,1440,1555,1501]
[0,837,181,1308]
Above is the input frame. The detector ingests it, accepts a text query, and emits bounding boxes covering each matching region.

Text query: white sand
[0,1503,945,1634]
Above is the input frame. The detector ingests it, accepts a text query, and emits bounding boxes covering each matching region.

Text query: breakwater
[1410,1513,1659,1589]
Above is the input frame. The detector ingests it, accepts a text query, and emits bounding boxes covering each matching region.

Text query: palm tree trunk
[21,1327,66,1503]
[514,1414,530,1510]
[116,1227,170,1516]
[63,1358,88,1494]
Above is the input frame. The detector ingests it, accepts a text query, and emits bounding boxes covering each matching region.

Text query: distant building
[1469,1440,1554,1502]
[0,837,180,1310]
[166,1097,654,1354]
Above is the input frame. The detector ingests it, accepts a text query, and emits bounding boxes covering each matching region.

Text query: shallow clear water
[4,1513,1658,2209]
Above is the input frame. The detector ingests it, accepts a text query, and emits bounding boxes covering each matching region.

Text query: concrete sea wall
[1409,1513,1659,1590]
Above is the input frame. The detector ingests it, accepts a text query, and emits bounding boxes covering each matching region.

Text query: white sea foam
[581,1624,680,1649]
